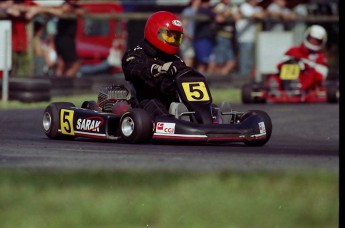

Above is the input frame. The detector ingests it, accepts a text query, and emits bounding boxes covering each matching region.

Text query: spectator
[265,0,296,31]
[42,35,58,76]
[236,0,265,77]
[277,25,328,92]
[180,0,201,67]
[77,40,123,76]
[54,0,85,77]
[0,0,70,76]
[193,0,215,74]
[33,16,48,76]
[0,0,34,76]
[0,1,15,15]
[293,3,308,44]
[208,0,240,76]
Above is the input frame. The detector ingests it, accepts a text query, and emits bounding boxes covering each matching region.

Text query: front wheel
[241,83,253,104]
[42,102,76,139]
[120,108,153,144]
[326,85,338,103]
[241,110,272,146]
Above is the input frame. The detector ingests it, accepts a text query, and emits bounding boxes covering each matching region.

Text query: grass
[0,88,241,110]
[0,94,96,110]
[0,170,338,228]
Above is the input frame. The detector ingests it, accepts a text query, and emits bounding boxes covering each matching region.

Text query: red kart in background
[241,61,339,104]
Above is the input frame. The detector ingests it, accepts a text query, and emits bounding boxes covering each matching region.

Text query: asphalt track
[0,104,339,172]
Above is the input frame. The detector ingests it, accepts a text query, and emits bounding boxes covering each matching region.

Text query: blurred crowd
[0,0,120,78]
[179,0,338,77]
[0,0,339,78]
[0,0,80,77]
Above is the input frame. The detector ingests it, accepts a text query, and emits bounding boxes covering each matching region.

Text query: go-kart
[242,60,339,104]
[42,69,272,146]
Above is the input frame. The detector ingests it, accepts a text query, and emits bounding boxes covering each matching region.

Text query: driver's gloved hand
[285,58,306,72]
[161,62,177,77]
[298,60,306,72]
[150,62,177,78]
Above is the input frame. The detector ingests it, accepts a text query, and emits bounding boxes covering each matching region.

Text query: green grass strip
[0,89,241,110]
[0,170,338,228]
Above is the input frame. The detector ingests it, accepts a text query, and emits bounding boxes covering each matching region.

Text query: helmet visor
[307,35,323,46]
[158,29,183,47]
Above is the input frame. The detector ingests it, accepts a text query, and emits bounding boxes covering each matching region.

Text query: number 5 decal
[60,109,75,135]
[182,82,210,101]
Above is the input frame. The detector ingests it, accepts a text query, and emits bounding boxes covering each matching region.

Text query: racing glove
[283,57,306,72]
[151,62,177,78]
[297,60,306,72]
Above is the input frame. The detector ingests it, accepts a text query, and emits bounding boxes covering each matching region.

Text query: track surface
[0,104,339,172]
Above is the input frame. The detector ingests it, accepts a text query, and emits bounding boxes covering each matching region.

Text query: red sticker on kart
[156,122,176,134]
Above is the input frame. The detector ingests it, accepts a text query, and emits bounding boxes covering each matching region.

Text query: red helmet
[144,11,184,55]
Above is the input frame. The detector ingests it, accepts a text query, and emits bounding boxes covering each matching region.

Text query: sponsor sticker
[258,122,266,134]
[156,122,176,134]
[76,116,104,132]
[172,20,182,26]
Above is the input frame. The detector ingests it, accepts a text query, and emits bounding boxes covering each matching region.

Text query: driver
[277,24,328,92]
[122,11,193,116]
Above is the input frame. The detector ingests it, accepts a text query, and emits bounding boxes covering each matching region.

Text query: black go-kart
[42,69,272,146]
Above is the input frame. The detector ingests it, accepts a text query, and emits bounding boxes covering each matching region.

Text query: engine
[97,85,132,112]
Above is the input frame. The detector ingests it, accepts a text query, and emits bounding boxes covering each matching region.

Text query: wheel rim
[43,112,52,132]
[121,116,134,137]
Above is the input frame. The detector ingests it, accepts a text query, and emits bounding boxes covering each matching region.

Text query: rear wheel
[43,102,76,139]
[326,85,338,103]
[242,110,272,146]
[120,108,153,143]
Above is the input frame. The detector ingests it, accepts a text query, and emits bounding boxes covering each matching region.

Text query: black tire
[50,78,74,96]
[42,102,76,139]
[241,110,272,146]
[72,78,93,95]
[9,78,51,92]
[326,85,338,103]
[119,108,153,143]
[253,83,267,103]
[241,83,253,104]
[10,91,51,103]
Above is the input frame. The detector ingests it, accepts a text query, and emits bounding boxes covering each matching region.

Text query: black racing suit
[122,39,192,115]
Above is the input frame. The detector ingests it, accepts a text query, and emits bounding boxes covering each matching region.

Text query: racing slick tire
[241,110,272,146]
[9,77,51,92]
[120,108,153,144]
[10,91,51,103]
[242,83,258,104]
[43,102,76,140]
[255,83,267,104]
[5,78,51,102]
[326,85,338,103]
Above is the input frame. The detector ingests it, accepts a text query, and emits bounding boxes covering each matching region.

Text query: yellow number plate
[280,64,300,80]
[182,82,210,101]
[60,109,75,135]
